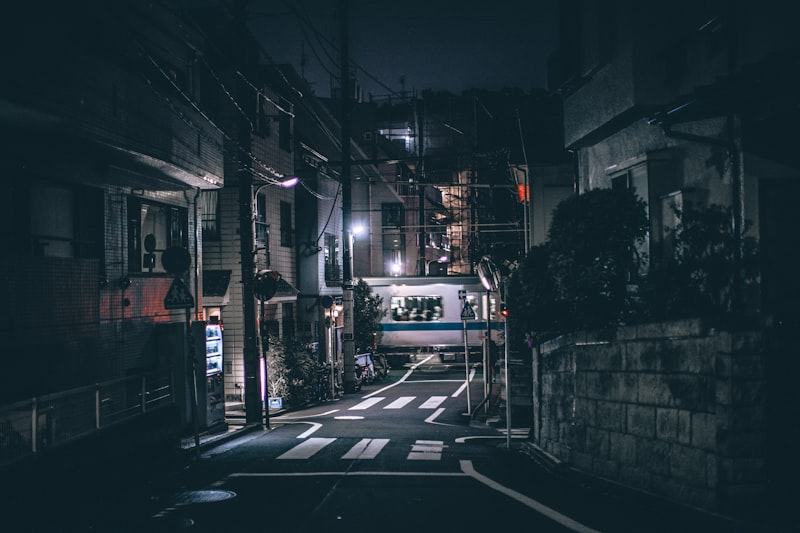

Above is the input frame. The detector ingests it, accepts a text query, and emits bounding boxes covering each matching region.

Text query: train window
[390,296,443,321]
[466,295,479,317]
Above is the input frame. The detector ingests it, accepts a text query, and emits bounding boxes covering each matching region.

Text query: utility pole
[239,154,262,426]
[340,0,356,393]
[231,0,263,427]
[416,99,426,275]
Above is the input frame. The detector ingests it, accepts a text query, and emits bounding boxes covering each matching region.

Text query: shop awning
[269,277,301,303]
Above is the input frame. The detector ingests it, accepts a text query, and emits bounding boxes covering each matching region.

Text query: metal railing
[325,263,342,284]
[0,369,173,468]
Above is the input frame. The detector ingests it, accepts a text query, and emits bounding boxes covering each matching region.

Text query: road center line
[362,353,438,398]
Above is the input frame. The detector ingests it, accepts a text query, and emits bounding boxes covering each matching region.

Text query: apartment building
[550,0,800,513]
[0,1,225,453]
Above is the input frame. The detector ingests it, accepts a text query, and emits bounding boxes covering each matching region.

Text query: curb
[179,423,264,456]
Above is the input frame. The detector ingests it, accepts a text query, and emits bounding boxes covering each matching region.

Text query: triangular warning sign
[164,277,194,309]
[460,301,476,321]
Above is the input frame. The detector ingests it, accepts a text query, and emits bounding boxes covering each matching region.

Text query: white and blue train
[362,275,503,356]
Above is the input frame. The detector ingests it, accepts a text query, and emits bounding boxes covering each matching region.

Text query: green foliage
[508,188,648,342]
[507,244,561,341]
[353,278,386,353]
[642,203,758,320]
[265,337,318,408]
[509,190,759,343]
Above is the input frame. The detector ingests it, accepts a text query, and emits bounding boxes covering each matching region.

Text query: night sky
[246,0,559,98]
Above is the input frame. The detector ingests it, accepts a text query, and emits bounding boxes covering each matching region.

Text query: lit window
[127,197,188,273]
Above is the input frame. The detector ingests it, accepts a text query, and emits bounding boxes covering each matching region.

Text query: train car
[361,275,503,358]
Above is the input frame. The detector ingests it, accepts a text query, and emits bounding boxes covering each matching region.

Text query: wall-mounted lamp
[254,176,300,203]
[278,176,299,189]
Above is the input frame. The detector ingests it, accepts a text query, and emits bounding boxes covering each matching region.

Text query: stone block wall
[534,318,766,514]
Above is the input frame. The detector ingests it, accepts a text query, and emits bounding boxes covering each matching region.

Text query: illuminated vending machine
[192,319,226,430]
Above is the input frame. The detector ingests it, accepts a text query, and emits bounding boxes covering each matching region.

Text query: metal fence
[0,370,173,468]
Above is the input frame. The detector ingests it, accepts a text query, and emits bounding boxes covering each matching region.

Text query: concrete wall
[533,318,766,514]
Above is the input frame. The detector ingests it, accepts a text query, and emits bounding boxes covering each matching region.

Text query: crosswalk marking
[350,397,385,410]
[277,437,335,459]
[277,437,450,462]
[384,396,415,409]
[418,396,447,409]
[341,438,390,459]
[407,439,446,460]
[346,395,448,411]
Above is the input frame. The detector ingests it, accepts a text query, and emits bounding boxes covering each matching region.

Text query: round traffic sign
[161,246,191,274]
[254,270,281,301]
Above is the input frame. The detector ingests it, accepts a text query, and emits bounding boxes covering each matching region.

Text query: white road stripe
[460,460,602,533]
[451,368,477,397]
[407,452,441,460]
[415,440,444,445]
[424,407,448,425]
[407,439,445,460]
[384,396,415,409]
[277,437,336,459]
[419,396,447,409]
[230,471,467,478]
[341,438,389,459]
[362,353,437,398]
[350,397,385,410]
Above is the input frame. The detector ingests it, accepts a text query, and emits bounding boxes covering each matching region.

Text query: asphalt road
[4,355,763,532]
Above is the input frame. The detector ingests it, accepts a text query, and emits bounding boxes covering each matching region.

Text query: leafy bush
[266,338,318,408]
[508,188,648,342]
[509,190,759,344]
[354,278,385,353]
[642,203,758,320]
[547,187,649,329]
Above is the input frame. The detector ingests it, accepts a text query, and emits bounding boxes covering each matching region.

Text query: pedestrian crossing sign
[164,277,194,309]
[460,301,476,321]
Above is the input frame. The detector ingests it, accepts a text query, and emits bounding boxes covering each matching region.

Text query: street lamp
[240,175,299,427]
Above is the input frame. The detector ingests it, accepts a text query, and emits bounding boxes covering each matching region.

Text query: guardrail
[0,370,173,468]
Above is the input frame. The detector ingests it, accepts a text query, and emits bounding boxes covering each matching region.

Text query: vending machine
[192,319,226,430]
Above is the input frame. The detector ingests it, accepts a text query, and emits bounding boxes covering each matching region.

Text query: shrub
[266,338,318,408]
[643,203,758,320]
[354,278,385,353]
[508,187,648,342]
[509,191,758,344]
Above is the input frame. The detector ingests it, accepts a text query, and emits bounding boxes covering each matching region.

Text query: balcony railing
[325,263,342,284]
[0,369,173,469]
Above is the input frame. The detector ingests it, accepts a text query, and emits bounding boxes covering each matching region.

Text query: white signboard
[460,301,476,321]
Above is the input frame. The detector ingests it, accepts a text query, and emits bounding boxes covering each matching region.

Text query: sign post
[254,270,280,429]
[460,296,476,414]
[161,246,196,453]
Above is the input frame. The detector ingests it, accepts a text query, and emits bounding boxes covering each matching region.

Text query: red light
[516,184,530,202]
